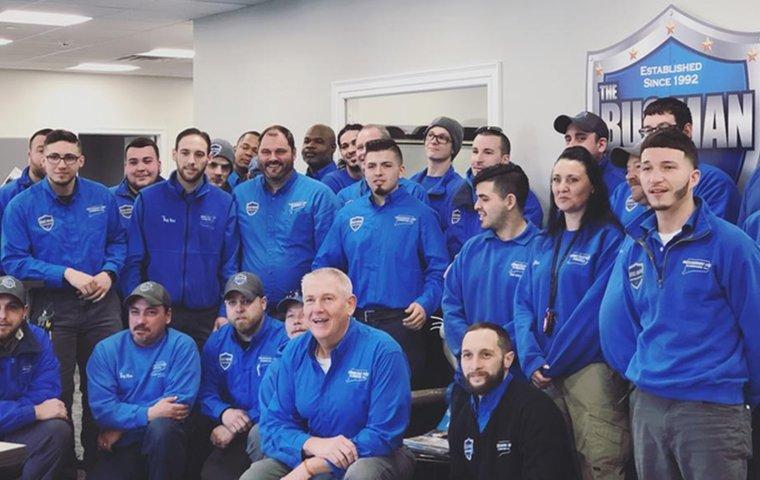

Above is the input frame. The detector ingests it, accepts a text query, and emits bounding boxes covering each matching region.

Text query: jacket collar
[366,185,409,208]
[167,171,209,199]
[42,176,80,204]
[0,322,41,358]
[627,196,711,242]
[412,166,460,196]
[308,317,358,365]
[482,221,540,246]
[16,166,34,189]
[115,176,165,199]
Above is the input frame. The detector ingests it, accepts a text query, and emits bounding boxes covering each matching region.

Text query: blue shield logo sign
[464,437,474,461]
[37,214,54,232]
[587,5,760,184]
[349,216,364,232]
[119,204,133,219]
[628,262,644,290]
[246,202,259,216]
[219,352,233,371]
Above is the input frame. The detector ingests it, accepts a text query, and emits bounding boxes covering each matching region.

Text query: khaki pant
[545,362,631,480]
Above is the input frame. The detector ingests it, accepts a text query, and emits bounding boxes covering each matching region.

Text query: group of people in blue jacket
[0,94,758,480]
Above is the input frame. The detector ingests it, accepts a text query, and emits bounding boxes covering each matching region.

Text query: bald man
[302,124,338,182]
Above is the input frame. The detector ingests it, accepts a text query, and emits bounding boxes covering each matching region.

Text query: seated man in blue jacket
[600,128,760,480]
[245,267,414,480]
[0,275,72,480]
[87,281,201,480]
[199,272,288,480]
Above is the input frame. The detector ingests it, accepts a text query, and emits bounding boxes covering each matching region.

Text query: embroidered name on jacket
[567,252,591,266]
[87,204,106,216]
[496,439,512,456]
[200,214,217,229]
[682,258,712,275]
[256,356,274,376]
[151,361,168,378]
[394,214,416,226]
[289,201,307,213]
[346,368,369,383]
[509,261,528,278]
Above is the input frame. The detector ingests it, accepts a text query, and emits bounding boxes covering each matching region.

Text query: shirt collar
[469,372,513,432]
[42,176,80,203]
[168,171,209,198]
[630,197,705,241]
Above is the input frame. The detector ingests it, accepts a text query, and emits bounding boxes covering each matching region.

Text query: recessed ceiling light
[67,63,139,72]
[0,38,12,46]
[138,48,194,59]
[0,10,92,27]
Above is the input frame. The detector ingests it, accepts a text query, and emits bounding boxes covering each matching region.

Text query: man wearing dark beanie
[411,116,467,225]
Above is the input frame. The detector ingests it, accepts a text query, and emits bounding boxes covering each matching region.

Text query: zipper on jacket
[180,198,190,306]
[635,230,709,288]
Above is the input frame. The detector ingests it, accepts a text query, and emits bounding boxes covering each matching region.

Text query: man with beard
[123,128,239,350]
[234,125,340,313]
[111,137,164,230]
[322,124,363,194]
[245,268,414,480]
[449,323,574,480]
[199,272,288,480]
[608,142,649,225]
[2,129,127,470]
[206,138,235,192]
[229,131,260,189]
[445,126,543,258]
[600,128,760,479]
[302,124,338,182]
[410,116,466,224]
[442,164,541,381]
[87,281,200,480]
[336,124,428,205]
[639,96,741,223]
[314,138,448,387]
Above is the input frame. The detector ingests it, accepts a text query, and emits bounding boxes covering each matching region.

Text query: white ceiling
[0,0,268,77]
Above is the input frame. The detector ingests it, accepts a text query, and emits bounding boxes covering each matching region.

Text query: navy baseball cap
[554,111,609,139]
[277,290,303,314]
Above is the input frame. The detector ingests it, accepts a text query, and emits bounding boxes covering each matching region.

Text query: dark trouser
[170,306,217,351]
[30,287,122,470]
[201,432,253,480]
[2,419,73,480]
[88,418,188,480]
[630,388,752,480]
[750,408,760,479]
[355,308,425,389]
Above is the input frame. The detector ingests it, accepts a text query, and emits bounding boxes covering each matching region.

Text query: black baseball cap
[611,141,643,168]
[224,272,265,300]
[125,281,171,307]
[554,111,609,139]
[277,290,304,314]
[0,275,26,305]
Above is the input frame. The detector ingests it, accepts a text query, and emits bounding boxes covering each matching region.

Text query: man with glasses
[411,116,467,224]
[638,97,741,223]
[123,128,239,351]
[199,272,288,480]
[554,111,625,195]
[445,126,544,258]
[1,128,127,470]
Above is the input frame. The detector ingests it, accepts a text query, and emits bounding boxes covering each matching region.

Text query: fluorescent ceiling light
[0,38,13,46]
[67,63,139,72]
[139,48,194,59]
[0,9,92,27]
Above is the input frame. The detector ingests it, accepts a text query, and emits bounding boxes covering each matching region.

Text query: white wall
[0,69,193,177]
[194,0,759,206]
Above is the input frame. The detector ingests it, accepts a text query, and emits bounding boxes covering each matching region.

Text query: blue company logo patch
[349,216,364,232]
[496,439,512,457]
[628,262,644,289]
[1,277,15,289]
[289,200,307,213]
[588,6,759,184]
[37,214,54,232]
[682,258,712,274]
[625,195,639,212]
[119,204,133,219]
[151,360,167,377]
[86,204,106,216]
[508,261,528,278]
[199,214,217,229]
[219,352,233,371]
[567,252,591,266]
[464,437,474,461]
[347,368,369,383]
[394,214,416,226]
[256,356,274,377]
[246,202,259,216]
[210,143,222,156]
[450,208,462,225]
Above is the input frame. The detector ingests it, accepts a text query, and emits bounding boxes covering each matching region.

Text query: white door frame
[330,62,503,132]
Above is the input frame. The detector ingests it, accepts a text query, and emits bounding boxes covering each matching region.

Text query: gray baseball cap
[554,111,609,140]
[0,275,26,304]
[210,138,234,166]
[611,141,643,168]
[224,272,265,300]
[124,281,171,307]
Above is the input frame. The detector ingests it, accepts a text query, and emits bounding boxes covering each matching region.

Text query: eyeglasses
[425,132,451,144]
[45,153,80,165]
[638,122,677,138]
